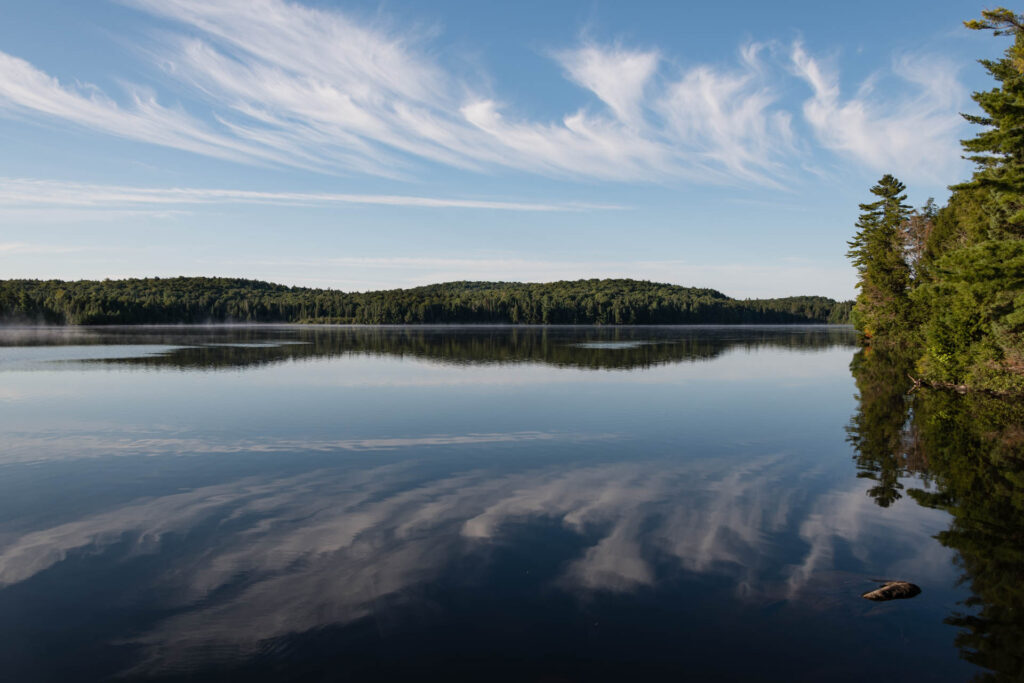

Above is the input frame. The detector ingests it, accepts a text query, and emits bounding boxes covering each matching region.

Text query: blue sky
[0,0,999,298]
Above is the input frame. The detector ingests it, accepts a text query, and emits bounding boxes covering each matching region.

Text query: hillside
[0,277,853,325]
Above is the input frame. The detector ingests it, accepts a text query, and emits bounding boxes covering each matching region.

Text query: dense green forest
[848,8,1024,393]
[0,277,852,326]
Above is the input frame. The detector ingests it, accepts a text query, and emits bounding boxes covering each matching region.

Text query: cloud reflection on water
[0,430,616,464]
[0,444,954,676]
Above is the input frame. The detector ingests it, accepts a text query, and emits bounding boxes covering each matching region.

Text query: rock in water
[861,581,921,601]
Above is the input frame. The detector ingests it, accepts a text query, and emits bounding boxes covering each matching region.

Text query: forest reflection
[0,324,855,371]
[847,348,1024,682]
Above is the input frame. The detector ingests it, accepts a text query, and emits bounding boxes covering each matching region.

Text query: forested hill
[0,277,852,325]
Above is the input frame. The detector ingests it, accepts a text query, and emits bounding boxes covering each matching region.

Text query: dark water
[0,325,1020,682]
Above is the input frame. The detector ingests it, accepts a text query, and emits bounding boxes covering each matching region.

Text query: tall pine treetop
[957,8,1024,233]
[846,174,912,339]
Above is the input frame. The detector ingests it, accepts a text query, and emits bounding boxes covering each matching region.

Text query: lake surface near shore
[0,325,1012,681]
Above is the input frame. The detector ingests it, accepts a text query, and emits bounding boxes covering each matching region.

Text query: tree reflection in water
[848,348,1024,681]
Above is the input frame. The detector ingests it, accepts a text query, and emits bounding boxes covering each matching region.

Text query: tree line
[0,277,852,326]
[847,8,1024,394]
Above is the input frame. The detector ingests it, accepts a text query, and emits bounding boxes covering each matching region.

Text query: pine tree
[956,8,1024,237]
[909,8,1024,392]
[847,174,913,339]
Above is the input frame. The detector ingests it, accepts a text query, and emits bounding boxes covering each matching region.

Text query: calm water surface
[0,325,1019,681]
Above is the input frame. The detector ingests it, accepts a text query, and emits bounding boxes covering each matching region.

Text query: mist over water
[0,325,1016,681]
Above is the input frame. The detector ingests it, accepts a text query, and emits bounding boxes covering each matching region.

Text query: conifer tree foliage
[914,8,1024,392]
[0,277,852,326]
[846,174,913,340]
[914,239,1024,391]
[848,8,1024,393]
[958,8,1024,237]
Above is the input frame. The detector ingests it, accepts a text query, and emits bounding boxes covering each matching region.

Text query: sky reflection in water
[0,326,983,681]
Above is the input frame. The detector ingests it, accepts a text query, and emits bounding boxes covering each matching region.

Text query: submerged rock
[861,581,921,601]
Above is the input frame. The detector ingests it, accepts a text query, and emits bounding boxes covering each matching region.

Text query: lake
[0,325,1020,682]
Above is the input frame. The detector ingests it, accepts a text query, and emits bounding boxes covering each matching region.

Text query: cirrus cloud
[0,0,970,187]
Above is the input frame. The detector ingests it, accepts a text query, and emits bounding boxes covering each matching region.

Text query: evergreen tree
[846,174,913,339]
[910,9,1024,392]
[0,277,853,326]
[957,8,1024,237]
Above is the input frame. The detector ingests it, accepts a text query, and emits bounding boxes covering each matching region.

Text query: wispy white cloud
[558,45,660,128]
[135,0,801,183]
[791,44,966,182]
[0,0,804,186]
[656,47,795,186]
[458,42,795,184]
[0,52,294,168]
[0,178,617,211]
[0,1,969,188]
